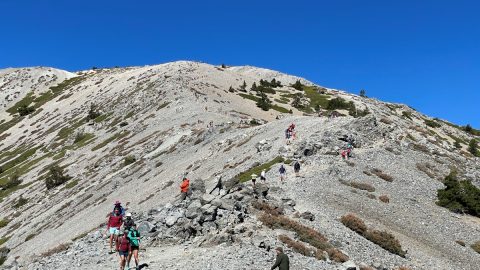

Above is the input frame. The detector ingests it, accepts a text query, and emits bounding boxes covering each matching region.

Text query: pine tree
[359,89,366,97]
[228,86,235,93]
[250,82,257,91]
[256,91,271,111]
[239,81,247,92]
[291,93,303,108]
[291,80,303,90]
[468,139,479,156]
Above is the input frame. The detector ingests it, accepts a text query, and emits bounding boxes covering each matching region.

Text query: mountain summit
[0,61,479,270]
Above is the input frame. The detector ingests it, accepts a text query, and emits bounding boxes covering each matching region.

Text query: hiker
[107,208,123,253]
[113,201,126,217]
[294,161,301,177]
[123,213,135,231]
[127,223,141,270]
[285,129,291,145]
[271,247,289,270]
[116,229,130,270]
[179,177,190,201]
[288,123,296,140]
[341,148,349,160]
[279,165,286,182]
[260,169,266,181]
[209,176,223,195]
[251,174,257,187]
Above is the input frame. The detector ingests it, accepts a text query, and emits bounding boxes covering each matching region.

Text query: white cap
[125,213,132,217]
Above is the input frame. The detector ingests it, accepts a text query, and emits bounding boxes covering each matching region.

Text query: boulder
[137,221,156,234]
[300,211,315,221]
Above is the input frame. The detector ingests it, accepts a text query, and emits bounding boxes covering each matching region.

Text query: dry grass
[341,213,367,235]
[380,117,393,124]
[350,181,375,192]
[412,143,429,153]
[394,267,412,270]
[371,168,394,182]
[278,234,316,257]
[379,195,390,203]
[472,241,480,254]
[363,170,372,176]
[455,240,466,246]
[416,162,435,179]
[327,248,349,263]
[41,243,71,257]
[341,214,406,257]
[360,266,375,270]
[251,201,284,216]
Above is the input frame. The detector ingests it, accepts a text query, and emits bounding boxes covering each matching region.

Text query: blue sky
[0,0,478,127]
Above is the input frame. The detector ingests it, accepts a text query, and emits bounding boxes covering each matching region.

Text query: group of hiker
[106,201,141,270]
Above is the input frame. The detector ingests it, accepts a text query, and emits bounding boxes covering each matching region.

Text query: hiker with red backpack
[107,208,123,253]
[116,229,130,270]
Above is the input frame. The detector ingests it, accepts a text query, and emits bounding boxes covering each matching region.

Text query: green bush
[468,139,479,157]
[291,80,304,90]
[45,165,72,190]
[124,155,136,166]
[17,104,35,116]
[87,103,101,120]
[2,173,22,189]
[14,195,28,209]
[256,91,272,111]
[402,111,413,120]
[437,170,480,217]
[74,132,86,144]
[424,119,441,128]
[0,219,9,228]
[326,97,352,111]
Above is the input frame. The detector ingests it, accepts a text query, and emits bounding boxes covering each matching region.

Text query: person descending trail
[127,224,141,270]
[117,229,131,270]
[260,169,266,181]
[288,123,296,140]
[123,213,135,231]
[179,177,190,201]
[279,165,286,182]
[209,176,223,195]
[285,129,291,145]
[107,208,124,254]
[271,247,290,270]
[293,161,301,177]
[113,201,126,217]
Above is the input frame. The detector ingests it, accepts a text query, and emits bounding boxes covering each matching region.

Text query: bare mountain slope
[0,61,479,269]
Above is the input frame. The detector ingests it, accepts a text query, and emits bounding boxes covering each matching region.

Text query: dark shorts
[119,250,129,257]
[260,176,266,180]
[131,245,139,250]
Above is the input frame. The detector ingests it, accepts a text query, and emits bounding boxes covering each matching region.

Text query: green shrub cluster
[17,104,35,116]
[45,165,72,190]
[291,80,304,90]
[259,79,282,88]
[124,155,136,166]
[424,119,441,128]
[468,139,479,157]
[256,91,272,111]
[437,170,480,216]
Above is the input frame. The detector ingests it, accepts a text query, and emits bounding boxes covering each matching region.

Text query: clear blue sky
[1,1,478,127]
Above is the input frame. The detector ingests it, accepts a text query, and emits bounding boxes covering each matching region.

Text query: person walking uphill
[279,165,286,182]
[180,177,190,201]
[107,208,123,254]
[294,161,301,177]
[271,247,289,270]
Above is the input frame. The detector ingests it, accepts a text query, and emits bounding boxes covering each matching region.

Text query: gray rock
[137,221,156,234]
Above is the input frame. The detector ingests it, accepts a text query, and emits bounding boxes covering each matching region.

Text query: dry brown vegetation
[472,241,480,254]
[339,179,375,192]
[341,213,406,257]
[380,117,393,124]
[360,266,375,270]
[257,203,348,262]
[371,168,394,182]
[455,240,465,246]
[251,200,284,216]
[416,162,436,179]
[40,243,71,257]
[379,195,390,203]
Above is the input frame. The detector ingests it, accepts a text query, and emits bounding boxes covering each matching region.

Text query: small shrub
[468,139,479,157]
[412,143,429,153]
[45,165,72,190]
[25,233,36,242]
[349,181,375,192]
[471,241,480,254]
[251,201,284,216]
[74,132,86,143]
[371,169,394,182]
[0,219,10,228]
[278,234,316,257]
[228,86,235,93]
[360,266,375,270]
[395,267,412,270]
[124,155,136,166]
[327,248,349,263]
[416,163,435,179]
[40,243,71,257]
[455,240,465,246]
[119,121,128,127]
[14,195,28,208]
[380,118,393,125]
[17,104,35,116]
[291,80,304,90]
[3,173,22,189]
[326,97,351,111]
[341,213,367,235]
[87,103,101,120]
[365,229,406,257]
[379,195,390,203]
[424,119,441,128]
[402,111,413,120]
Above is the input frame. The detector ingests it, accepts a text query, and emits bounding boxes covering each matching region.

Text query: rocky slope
[0,61,479,269]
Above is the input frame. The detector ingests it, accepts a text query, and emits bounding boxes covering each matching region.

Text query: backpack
[128,230,140,247]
